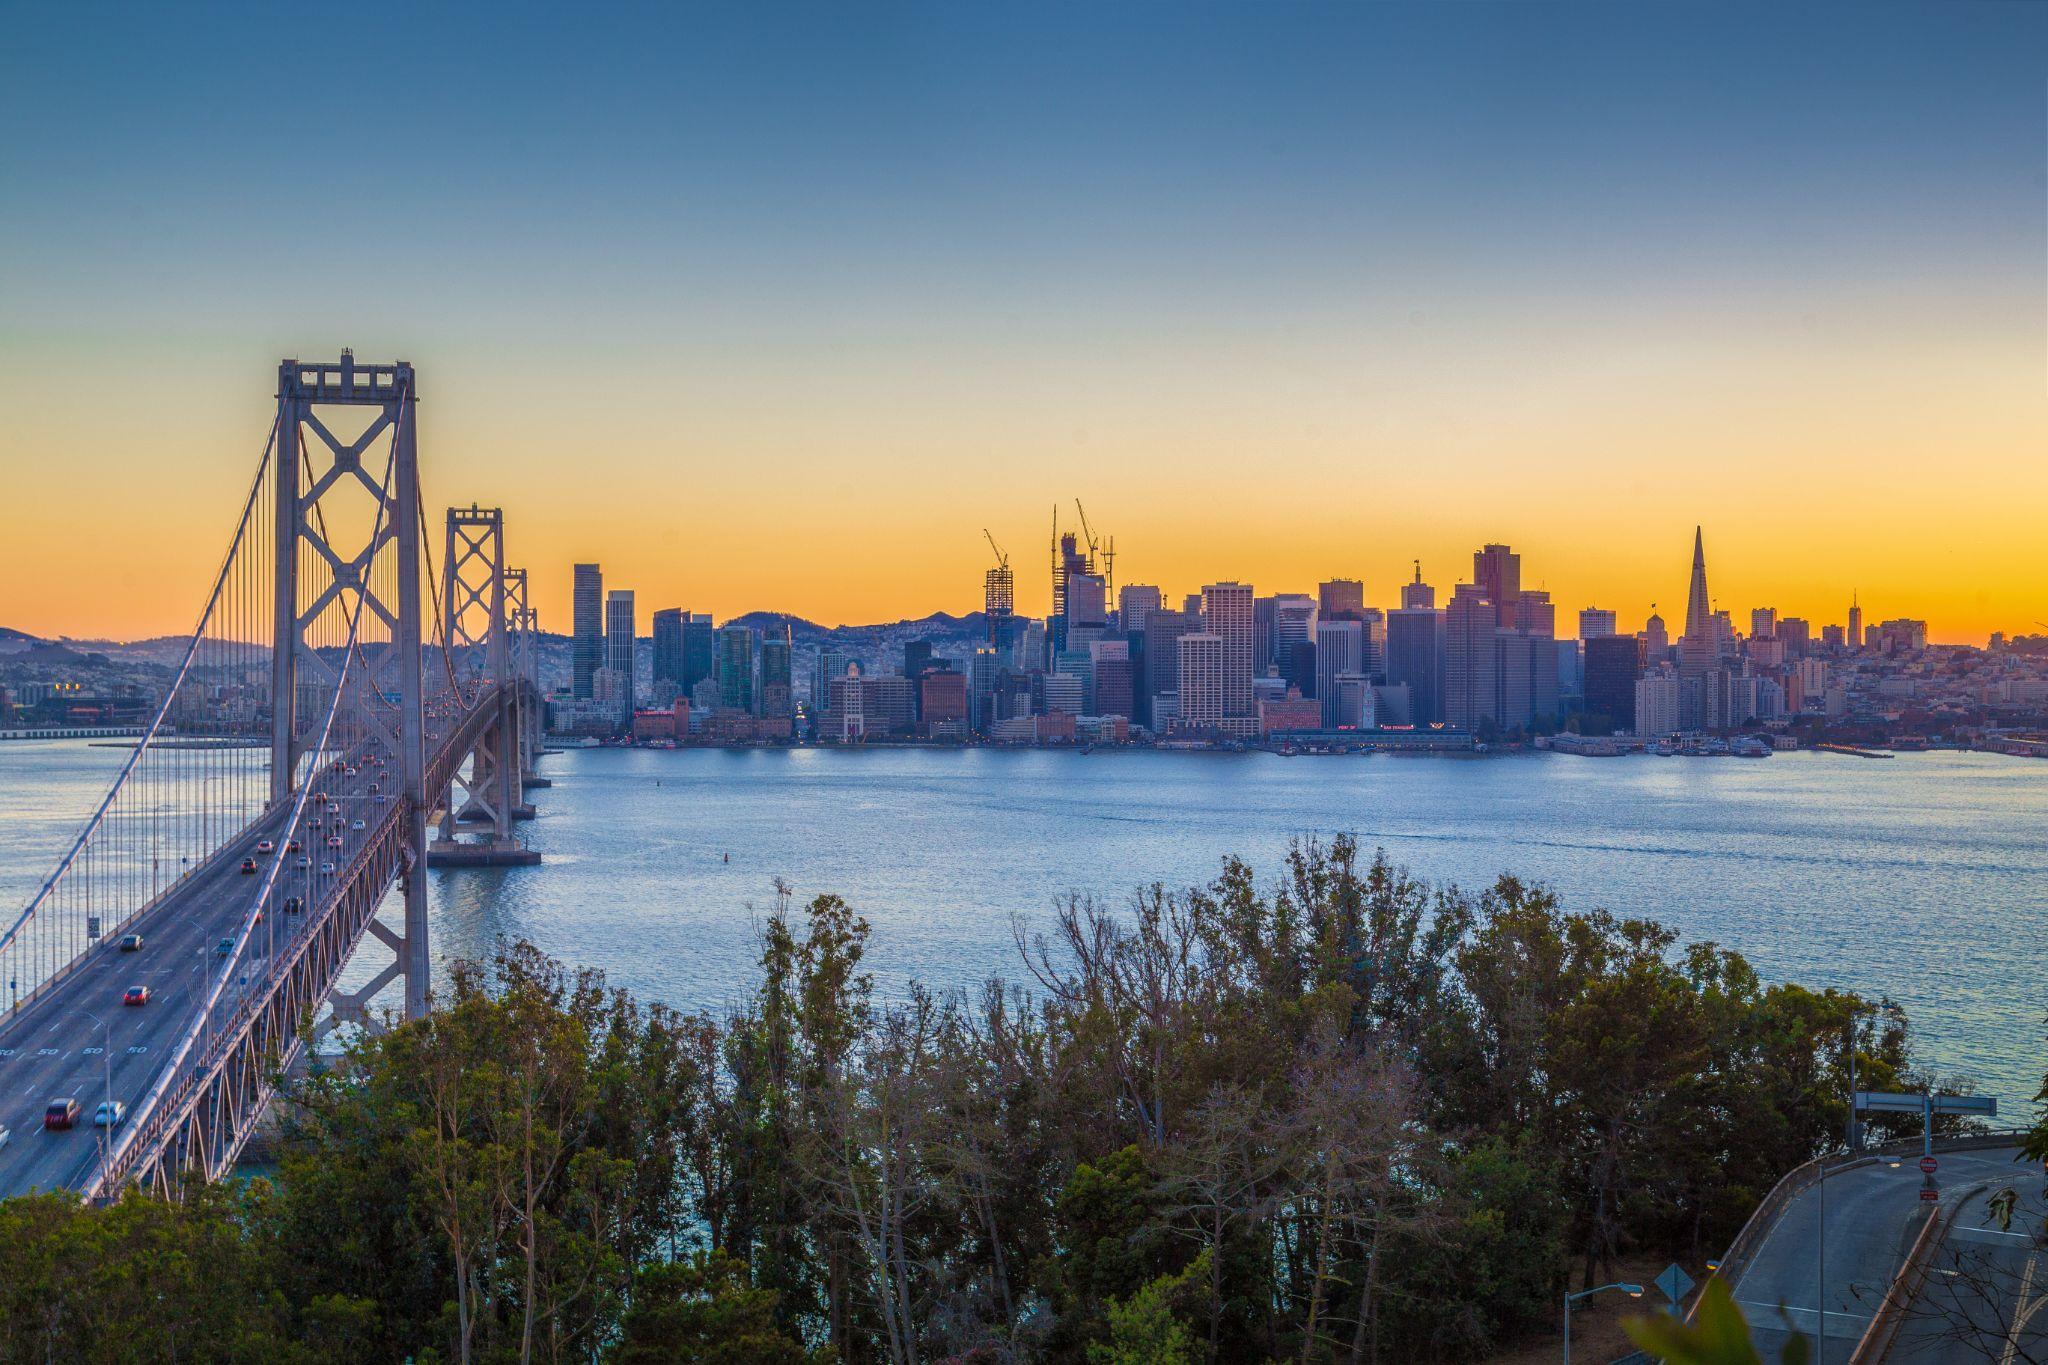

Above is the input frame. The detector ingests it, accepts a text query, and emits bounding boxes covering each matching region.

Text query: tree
[611,1252,820,1365]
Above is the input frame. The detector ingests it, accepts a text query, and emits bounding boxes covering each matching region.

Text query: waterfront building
[1042,671,1084,716]
[1144,607,1193,717]
[1496,626,1533,728]
[682,613,715,692]
[1634,670,1681,737]
[920,670,969,738]
[1257,692,1322,736]
[651,609,685,689]
[1332,673,1376,729]
[1176,632,1225,731]
[605,589,635,724]
[717,624,756,713]
[1583,634,1643,732]
[1091,640,1134,719]
[1386,598,1444,724]
[1443,583,1498,729]
[572,562,603,699]
[1315,618,1363,729]
[760,623,793,720]
[1201,582,1255,724]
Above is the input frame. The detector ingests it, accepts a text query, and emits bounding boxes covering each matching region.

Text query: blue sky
[2,2,2043,639]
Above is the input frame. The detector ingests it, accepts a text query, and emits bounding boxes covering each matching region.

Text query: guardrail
[1692,1128,2033,1324]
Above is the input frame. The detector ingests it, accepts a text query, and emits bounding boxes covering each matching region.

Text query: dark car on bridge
[44,1098,79,1130]
[283,895,302,913]
[123,986,149,1006]
[118,933,143,952]
[239,857,257,874]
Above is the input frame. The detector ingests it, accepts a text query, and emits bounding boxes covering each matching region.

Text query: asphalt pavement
[1735,1147,2029,1365]
[1891,1166,2048,1363]
[0,752,399,1196]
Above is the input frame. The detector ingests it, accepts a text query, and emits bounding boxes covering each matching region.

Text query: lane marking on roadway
[1737,1302,1874,1333]
[2001,1254,2042,1365]
[1955,1226,2036,1246]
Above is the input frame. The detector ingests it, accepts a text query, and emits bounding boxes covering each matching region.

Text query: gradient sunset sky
[2,3,2043,644]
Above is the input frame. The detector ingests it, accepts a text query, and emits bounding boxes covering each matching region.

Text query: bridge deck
[0,701,500,1197]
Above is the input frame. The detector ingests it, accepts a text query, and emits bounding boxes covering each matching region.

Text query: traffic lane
[1893,1174,2048,1363]
[0,876,244,1195]
[0,769,392,1193]
[0,938,221,1193]
[1737,1151,2029,1365]
[1738,1158,1970,1364]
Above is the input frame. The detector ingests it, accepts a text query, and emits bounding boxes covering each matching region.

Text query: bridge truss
[0,354,541,1199]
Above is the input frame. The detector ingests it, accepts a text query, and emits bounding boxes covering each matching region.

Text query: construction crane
[1073,499,1114,597]
[982,529,1014,620]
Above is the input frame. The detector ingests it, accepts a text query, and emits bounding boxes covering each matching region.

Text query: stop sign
[1919,1156,1938,1174]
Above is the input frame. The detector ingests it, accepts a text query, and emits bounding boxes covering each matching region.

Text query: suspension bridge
[0,355,546,1201]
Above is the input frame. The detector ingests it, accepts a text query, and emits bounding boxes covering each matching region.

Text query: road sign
[1920,1186,1940,1202]
[1919,1156,1938,1174]
[1855,1091,1998,1117]
[1654,1263,1695,1307]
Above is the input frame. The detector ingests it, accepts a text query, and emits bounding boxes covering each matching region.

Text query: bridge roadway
[0,696,494,1198]
[1733,1145,2028,1363]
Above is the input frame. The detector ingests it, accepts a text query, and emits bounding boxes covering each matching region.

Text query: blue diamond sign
[1654,1262,1695,1309]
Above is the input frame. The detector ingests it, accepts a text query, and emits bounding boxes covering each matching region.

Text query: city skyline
[3,4,2045,643]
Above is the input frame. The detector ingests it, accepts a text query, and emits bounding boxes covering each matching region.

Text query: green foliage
[0,838,1916,1363]
[611,1251,821,1364]
[1088,1250,1209,1365]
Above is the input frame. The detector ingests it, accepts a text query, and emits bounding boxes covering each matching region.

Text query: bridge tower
[431,506,538,866]
[268,353,433,1021]
[504,567,544,808]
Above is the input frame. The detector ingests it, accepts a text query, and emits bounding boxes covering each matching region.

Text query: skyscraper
[1578,607,1617,639]
[1176,632,1224,731]
[682,613,715,692]
[1400,562,1435,611]
[1318,579,1365,621]
[1683,526,1712,640]
[1201,582,1255,725]
[572,563,603,699]
[1473,544,1521,628]
[1387,582,1444,725]
[604,589,635,722]
[760,622,793,719]
[1271,594,1317,674]
[1643,613,1669,662]
[1847,593,1863,650]
[1678,526,1717,680]
[717,625,756,713]
[1443,583,1498,730]
[1143,607,1193,716]
[1118,584,1162,634]
[1315,619,1363,729]
[652,608,685,689]
[1584,634,1643,732]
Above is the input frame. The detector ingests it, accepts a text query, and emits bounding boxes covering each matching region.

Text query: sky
[1,2,2043,644]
